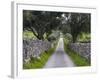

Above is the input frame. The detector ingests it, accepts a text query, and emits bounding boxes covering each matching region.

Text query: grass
[23,31,37,40]
[23,30,60,69]
[23,43,57,69]
[77,32,91,43]
[63,38,90,66]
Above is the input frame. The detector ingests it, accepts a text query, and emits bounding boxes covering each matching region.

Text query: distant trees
[23,10,91,42]
[66,13,91,42]
[23,10,62,40]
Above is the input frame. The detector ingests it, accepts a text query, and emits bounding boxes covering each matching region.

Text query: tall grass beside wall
[23,39,59,69]
[63,38,90,66]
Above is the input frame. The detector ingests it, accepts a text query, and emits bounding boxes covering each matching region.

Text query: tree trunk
[72,32,78,43]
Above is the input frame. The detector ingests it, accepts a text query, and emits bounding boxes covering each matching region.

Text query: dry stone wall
[69,43,91,60]
[23,40,51,63]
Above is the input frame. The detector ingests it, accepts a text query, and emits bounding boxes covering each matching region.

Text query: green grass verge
[23,45,57,69]
[23,31,37,40]
[63,38,90,66]
[77,32,91,43]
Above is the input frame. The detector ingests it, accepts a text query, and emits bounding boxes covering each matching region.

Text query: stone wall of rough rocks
[23,40,51,63]
[69,43,91,60]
